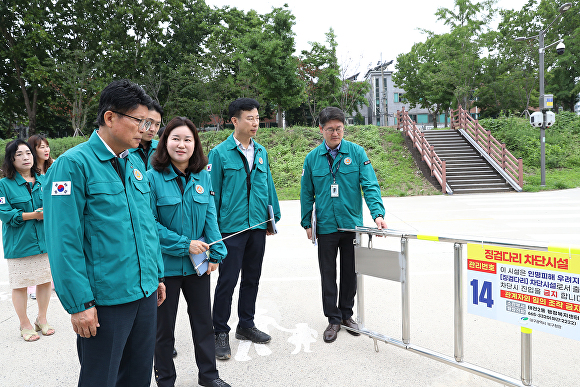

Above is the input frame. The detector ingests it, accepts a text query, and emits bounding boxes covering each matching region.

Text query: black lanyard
[236,151,252,203]
[110,157,126,187]
[326,153,341,183]
[170,164,190,196]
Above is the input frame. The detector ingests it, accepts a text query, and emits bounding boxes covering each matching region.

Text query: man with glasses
[44,79,166,387]
[300,106,387,343]
[208,97,281,360]
[130,100,163,171]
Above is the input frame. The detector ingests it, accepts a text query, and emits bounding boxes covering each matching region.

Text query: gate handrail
[342,226,578,253]
[451,106,524,187]
[397,107,450,194]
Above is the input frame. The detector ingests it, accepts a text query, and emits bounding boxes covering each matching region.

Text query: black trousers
[155,275,218,387]
[213,229,266,333]
[77,293,157,387]
[317,232,357,325]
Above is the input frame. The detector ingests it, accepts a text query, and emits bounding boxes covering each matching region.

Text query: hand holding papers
[189,237,209,276]
[311,203,317,245]
[266,204,278,234]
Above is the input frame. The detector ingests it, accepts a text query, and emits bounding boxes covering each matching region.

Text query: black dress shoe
[215,332,231,360]
[172,347,177,358]
[342,318,361,336]
[235,325,271,344]
[198,377,231,387]
[323,323,341,343]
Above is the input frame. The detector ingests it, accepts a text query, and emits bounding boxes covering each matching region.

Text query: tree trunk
[277,105,283,128]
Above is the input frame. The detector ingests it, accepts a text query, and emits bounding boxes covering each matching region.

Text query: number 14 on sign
[471,279,494,308]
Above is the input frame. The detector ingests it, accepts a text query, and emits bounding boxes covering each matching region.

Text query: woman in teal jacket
[0,139,54,341]
[147,117,230,387]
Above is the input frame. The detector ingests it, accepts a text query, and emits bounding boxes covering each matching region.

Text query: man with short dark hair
[208,97,281,360]
[130,100,163,171]
[44,79,166,387]
[300,106,387,343]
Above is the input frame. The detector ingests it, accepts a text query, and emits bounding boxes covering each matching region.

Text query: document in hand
[311,203,317,245]
[266,204,278,234]
[189,237,208,276]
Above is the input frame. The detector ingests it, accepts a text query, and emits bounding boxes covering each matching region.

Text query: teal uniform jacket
[207,133,281,234]
[0,173,46,259]
[129,139,158,171]
[43,130,164,314]
[147,167,227,276]
[300,139,385,235]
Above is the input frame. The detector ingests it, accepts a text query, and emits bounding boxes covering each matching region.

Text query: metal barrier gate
[338,226,573,387]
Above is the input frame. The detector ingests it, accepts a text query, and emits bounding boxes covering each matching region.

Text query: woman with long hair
[0,139,54,341]
[147,117,230,387]
[27,134,53,175]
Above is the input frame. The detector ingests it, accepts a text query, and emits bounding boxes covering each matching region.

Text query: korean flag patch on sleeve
[52,181,72,195]
[0,197,5,204]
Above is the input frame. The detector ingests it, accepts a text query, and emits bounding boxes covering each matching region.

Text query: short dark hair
[150,100,163,118]
[28,134,53,173]
[319,107,346,127]
[3,139,38,179]
[229,98,260,119]
[96,79,153,127]
[150,117,207,174]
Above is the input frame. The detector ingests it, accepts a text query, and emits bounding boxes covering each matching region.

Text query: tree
[241,5,305,127]
[0,0,53,133]
[299,29,341,126]
[394,36,453,128]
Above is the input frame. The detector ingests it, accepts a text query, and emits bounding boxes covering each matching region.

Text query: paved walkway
[1,189,579,387]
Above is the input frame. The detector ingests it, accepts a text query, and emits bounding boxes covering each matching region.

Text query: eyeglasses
[111,111,153,131]
[324,127,344,134]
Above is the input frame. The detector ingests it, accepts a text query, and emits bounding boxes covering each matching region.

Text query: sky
[205,0,531,78]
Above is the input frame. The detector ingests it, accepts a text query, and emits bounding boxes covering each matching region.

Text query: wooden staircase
[422,130,514,194]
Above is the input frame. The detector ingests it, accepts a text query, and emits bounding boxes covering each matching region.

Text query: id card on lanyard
[326,154,340,198]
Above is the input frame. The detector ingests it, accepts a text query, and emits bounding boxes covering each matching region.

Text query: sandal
[34,318,55,336]
[21,328,40,342]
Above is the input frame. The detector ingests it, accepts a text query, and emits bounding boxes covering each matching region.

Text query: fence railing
[397,107,448,193]
[451,106,523,187]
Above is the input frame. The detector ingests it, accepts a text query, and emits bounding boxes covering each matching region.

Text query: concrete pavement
[1,188,579,387]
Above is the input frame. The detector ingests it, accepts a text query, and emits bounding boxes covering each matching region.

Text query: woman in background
[28,134,53,175]
[0,139,54,341]
[27,134,54,300]
[147,117,230,387]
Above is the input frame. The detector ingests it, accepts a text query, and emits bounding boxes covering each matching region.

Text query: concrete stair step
[448,178,505,184]
[448,174,502,180]
[450,182,511,189]
[426,140,466,145]
[446,166,492,171]
[436,150,478,155]
[451,187,514,194]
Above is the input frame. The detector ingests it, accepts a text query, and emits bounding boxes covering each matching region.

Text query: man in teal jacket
[300,106,387,343]
[130,100,162,171]
[43,79,166,387]
[208,97,281,360]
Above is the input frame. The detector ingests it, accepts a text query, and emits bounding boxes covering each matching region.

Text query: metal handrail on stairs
[397,107,450,194]
[451,106,523,187]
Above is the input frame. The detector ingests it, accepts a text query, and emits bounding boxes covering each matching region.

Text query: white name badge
[331,184,339,197]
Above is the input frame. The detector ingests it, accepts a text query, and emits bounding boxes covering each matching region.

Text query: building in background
[356,62,443,128]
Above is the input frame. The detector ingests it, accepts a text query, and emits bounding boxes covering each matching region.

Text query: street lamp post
[515,2,572,186]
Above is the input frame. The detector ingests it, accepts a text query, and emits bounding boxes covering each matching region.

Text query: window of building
[394,93,407,103]
[417,114,429,124]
